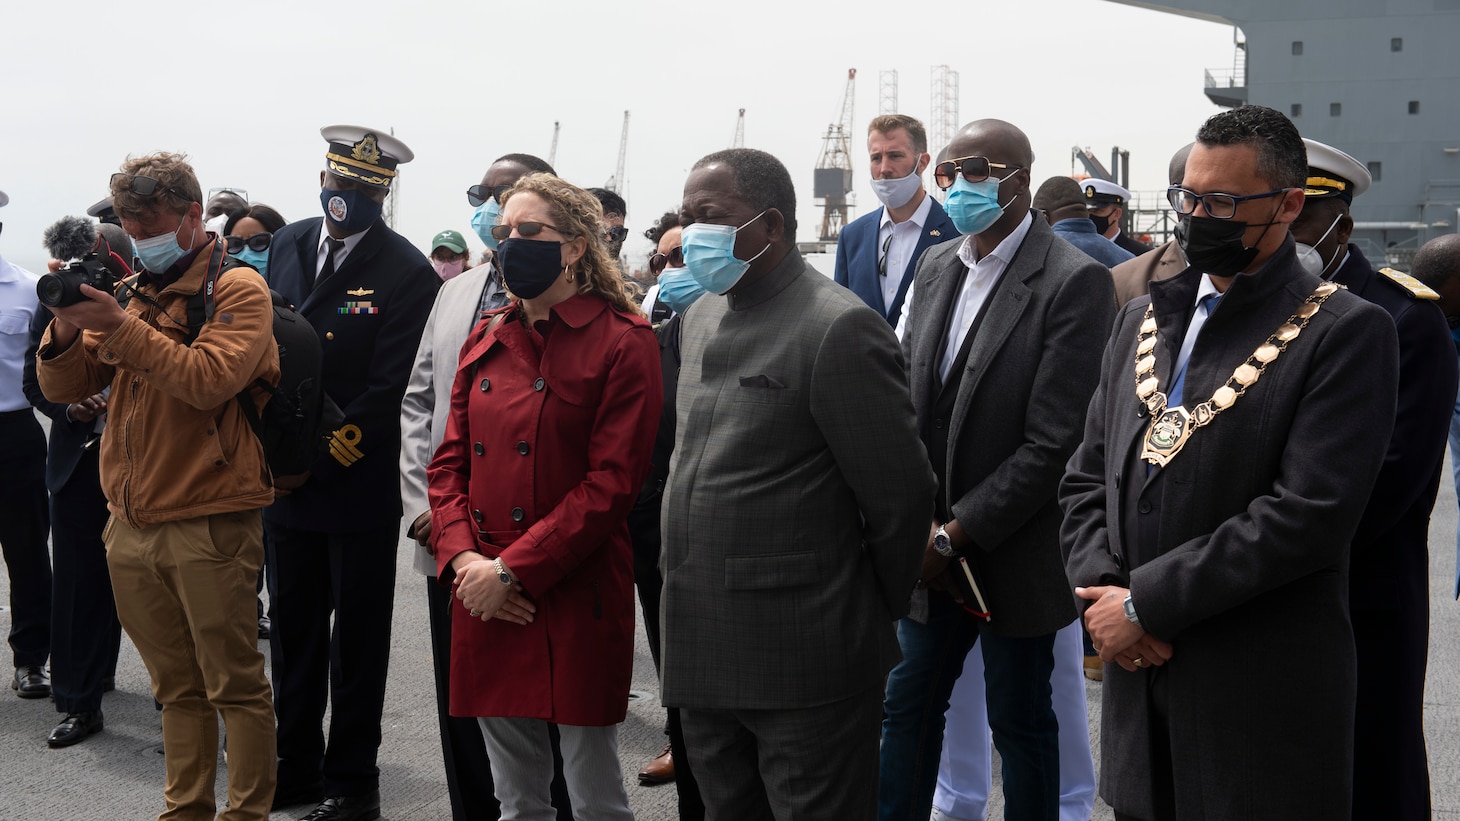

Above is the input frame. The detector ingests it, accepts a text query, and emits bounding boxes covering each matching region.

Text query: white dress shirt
[877,192,935,310]
[0,254,41,412]
[896,212,1034,385]
[315,222,371,279]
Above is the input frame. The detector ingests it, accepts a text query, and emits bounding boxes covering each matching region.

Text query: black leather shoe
[271,782,324,810]
[12,666,50,699]
[102,675,115,693]
[47,711,103,748]
[302,791,381,821]
[258,615,271,640]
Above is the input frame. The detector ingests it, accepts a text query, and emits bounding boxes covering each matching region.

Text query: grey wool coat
[1061,238,1400,820]
[659,250,936,711]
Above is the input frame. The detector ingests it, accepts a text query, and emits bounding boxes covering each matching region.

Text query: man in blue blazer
[834,115,959,328]
[263,125,439,821]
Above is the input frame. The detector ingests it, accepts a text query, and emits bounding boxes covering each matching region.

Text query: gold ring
[470,610,481,617]
[1133,657,1145,667]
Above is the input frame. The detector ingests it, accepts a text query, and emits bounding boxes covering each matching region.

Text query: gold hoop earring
[562,264,572,283]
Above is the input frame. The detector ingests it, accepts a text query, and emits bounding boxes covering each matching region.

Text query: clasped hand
[1076,585,1173,673]
[450,553,536,626]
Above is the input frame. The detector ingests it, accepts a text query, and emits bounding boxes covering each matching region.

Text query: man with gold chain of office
[1060,105,1399,821]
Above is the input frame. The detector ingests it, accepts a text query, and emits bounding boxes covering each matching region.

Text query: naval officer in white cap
[1084,177,1151,256]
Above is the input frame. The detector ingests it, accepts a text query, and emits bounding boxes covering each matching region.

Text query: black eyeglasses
[489,222,568,242]
[605,225,629,243]
[112,173,187,202]
[467,184,512,208]
[1166,186,1292,220]
[225,233,273,255]
[933,156,1022,190]
[649,246,684,275]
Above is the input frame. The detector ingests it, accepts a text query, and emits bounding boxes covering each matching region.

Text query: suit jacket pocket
[724,551,818,590]
[733,385,799,407]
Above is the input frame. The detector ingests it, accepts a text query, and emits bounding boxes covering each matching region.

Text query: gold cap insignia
[351,134,382,166]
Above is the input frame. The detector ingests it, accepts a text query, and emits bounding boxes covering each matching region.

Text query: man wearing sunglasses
[588,187,630,265]
[35,153,280,819]
[882,119,1115,821]
[835,115,959,329]
[401,156,578,821]
[262,126,439,821]
[1063,105,1400,821]
[1292,139,1454,821]
[469,153,558,271]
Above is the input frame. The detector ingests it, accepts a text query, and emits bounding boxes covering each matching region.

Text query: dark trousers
[267,523,397,797]
[0,411,52,668]
[682,687,883,821]
[879,591,1059,821]
[1352,603,1431,821]
[1112,666,1177,821]
[629,497,705,821]
[49,446,121,712]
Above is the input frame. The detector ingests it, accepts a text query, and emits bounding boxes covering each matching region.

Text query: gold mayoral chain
[1134,281,1340,468]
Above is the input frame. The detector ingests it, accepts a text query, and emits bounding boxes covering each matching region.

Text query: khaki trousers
[106,510,276,821]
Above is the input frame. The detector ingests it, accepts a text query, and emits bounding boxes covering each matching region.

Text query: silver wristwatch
[1122,593,1141,627]
[494,557,514,586]
[932,525,956,558]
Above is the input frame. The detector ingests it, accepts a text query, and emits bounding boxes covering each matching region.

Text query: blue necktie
[1168,293,1222,408]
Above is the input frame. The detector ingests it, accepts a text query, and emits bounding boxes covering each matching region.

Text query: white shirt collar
[879,189,935,232]
[316,221,370,259]
[1194,272,1221,307]
[956,210,1034,270]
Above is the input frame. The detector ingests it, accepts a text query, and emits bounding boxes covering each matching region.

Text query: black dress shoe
[102,675,115,693]
[270,782,324,810]
[302,790,381,821]
[12,666,50,699]
[258,615,271,640]
[47,711,103,748]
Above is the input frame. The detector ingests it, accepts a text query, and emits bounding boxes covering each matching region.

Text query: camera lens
[36,273,67,307]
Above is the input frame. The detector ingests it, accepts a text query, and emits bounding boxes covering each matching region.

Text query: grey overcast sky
[0,0,1235,274]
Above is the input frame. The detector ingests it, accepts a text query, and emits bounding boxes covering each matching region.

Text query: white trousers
[477,717,632,821]
[932,619,1096,821]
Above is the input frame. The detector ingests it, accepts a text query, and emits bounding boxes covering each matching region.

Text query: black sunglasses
[605,225,629,243]
[649,246,684,275]
[932,156,1022,190]
[112,173,187,202]
[489,221,568,242]
[467,184,513,208]
[225,233,273,254]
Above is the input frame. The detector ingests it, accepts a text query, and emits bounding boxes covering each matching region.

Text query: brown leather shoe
[638,742,675,785]
[1083,654,1104,682]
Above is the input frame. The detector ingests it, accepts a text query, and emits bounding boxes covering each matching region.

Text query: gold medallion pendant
[1133,281,1339,468]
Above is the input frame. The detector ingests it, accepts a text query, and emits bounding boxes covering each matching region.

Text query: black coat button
[472,509,484,523]
[473,442,485,456]
[934,419,945,429]
[510,507,525,522]
[1138,500,1152,514]
[517,441,530,455]
[534,377,546,391]
[480,378,491,392]
[1112,552,1124,569]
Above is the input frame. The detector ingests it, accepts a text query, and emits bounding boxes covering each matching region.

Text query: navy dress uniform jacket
[264,216,439,532]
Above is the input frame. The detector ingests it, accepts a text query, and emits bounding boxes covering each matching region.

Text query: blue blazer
[263,216,439,532]
[834,195,959,327]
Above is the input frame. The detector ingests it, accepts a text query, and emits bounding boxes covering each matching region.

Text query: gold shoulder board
[1378,268,1440,300]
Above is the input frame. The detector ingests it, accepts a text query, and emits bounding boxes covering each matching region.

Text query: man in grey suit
[879,120,1115,821]
[399,153,572,821]
[1062,105,1399,821]
[660,148,935,821]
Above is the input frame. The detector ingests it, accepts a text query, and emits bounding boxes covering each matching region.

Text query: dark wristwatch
[932,525,956,558]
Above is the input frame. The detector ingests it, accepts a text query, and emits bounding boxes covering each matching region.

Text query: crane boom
[607,111,630,193]
[548,121,560,167]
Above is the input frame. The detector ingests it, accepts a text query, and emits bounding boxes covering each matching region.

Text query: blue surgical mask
[132,215,194,273]
[234,245,269,277]
[945,174,1017,236]
[472,199,502,250]
[320,186,384,235]
[681,210,770,295]
[655,266,705,314]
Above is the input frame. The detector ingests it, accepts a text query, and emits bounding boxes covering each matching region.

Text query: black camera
[36,255,118,308]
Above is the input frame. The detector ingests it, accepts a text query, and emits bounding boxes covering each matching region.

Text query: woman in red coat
[428,173,662,819]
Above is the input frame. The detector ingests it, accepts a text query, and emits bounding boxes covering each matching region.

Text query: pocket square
[739,374,786,389]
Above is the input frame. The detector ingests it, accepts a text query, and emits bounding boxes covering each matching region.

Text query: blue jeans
[878,591,1059,821]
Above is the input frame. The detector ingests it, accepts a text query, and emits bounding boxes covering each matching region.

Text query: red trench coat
[428,294,662,725]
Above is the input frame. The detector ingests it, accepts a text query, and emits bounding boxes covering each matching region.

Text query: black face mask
[1174,216,1263,277]
[497,237,564,299]
[1088,211,1111,235]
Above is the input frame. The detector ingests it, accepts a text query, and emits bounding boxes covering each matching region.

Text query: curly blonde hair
[110,152,202,222]
[501,173,643,317]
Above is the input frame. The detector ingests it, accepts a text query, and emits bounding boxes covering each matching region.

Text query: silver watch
[932,525,956,558]
[1122,593,1141,627]
[494,557,514,586]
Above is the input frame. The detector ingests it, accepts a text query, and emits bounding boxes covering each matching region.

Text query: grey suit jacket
[399,263,499,576]
[1061,240,1399,819]
[902,213,1114,637]
[660,251,936,711]
[1111,238,1185,307]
